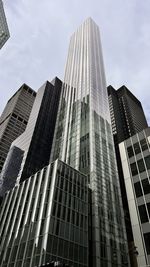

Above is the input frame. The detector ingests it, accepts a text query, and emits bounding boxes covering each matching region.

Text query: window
[55,221,60,235]
[52,236,58,254]
[62,206,66,220]
[146,203,150,218]
[140,139,148,151]
[145,156,150,170]
[137,159,145,173]
[10,245,18,262]
[138,205,148,223]
[101,243,107,258]
[142,179,150,195]
[134,143,141,155]
[134,182,142,197]
[130,163,138,176]
[127,146,134,158]
[144,233,150,255]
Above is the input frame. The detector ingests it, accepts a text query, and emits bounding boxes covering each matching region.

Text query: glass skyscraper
[0,0,10,49]
[51,18,129,266]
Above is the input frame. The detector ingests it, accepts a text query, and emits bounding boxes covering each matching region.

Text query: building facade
[119,127,150,266]
[51,18,129,267]
[0,78,62,195]
[108,84,148,267]
[0,0,10,48]
[108,85,148,144]
[0,84,36,175]
[0,159,88,267]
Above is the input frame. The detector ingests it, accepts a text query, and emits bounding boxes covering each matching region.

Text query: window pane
[130,163,138,176]
[134,182,142,197]
[137,159,145,173]
[145,156,150,170]
[138,205,148,223]
[52,236,58,254]
[142,178,150,195]
[144,233,150,255]
[127,146,134,158]
[146,202,150,218]
[133,143,141,155]
[140,139,148,151]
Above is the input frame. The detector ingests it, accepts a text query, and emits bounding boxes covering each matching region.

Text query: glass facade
[51,18,129,266]
[0,0,10,48]
[0,160,88,267]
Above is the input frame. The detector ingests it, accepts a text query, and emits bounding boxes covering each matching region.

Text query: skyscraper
[108,85,148,144]
[0,78,62,196]
[0,0,10,49]
[51,18,129,266]
[119,127,150,266]
[0,84,36,175]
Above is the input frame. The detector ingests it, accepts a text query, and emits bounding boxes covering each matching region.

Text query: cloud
[1,0,150,124]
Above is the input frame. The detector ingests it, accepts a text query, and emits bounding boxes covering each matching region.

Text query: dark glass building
[20,77,62,182]
[0,77,62,195]
[0,84,36,175]
[108,85,148,144]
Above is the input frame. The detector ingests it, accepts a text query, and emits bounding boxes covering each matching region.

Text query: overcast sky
[1,0,150,124]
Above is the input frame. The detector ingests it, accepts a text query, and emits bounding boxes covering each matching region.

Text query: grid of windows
[134,178,150,198]
[0,85,36,174]
[124,131,150,266]
[130,155,150,176]
[127,138,149,158]
[0,160,88,267]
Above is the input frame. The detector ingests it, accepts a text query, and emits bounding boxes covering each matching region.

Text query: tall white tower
[51,18,129,267]
[0,0,10,49]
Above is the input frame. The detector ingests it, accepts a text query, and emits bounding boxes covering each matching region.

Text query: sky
[0,0,150,124]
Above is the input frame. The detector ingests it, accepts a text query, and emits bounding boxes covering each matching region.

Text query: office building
[0,0,10,49]
[108,85,148,266]
[0,159,88,267]
[51,18,129,266]
[108,85,148,144]
[0,78,62,195]
[119,127,150,267]
[0,84,36,175]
